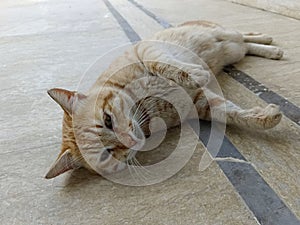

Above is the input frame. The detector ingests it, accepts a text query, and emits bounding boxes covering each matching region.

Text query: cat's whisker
[129,159,145,182]
[126,150,149,182]
[138,102,157,118]
[138,117,151,128]
[132,161,148,182]
[127,149,136,160]
[128,149,153,179]
[136,106,153,123]
[133,108,145,121]
[144,97,162,106]
[127,159,138,182]
[133,108,147,124]
[136,112,149,125]
[136,101,162,120]
[139,124,150,132]
[132,157,153,179]
[133,97,160,120]
[132,98,147,120]
[127,152,139,179]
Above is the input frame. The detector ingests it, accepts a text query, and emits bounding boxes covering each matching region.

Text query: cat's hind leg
[246,43,283,59]
[243,33,273,45]
[192,88,282,130]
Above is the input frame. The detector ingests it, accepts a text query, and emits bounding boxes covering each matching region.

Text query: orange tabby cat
[45,20,283,179]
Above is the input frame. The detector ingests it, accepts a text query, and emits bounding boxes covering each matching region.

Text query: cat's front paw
[182,67,210,89]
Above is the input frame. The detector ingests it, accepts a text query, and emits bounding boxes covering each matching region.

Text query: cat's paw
[262,104,282,124]
[181,67,210,89]
[259,35,273,45]
[239,104,282,129]
[268,47,284,60]
[259,104,282,129]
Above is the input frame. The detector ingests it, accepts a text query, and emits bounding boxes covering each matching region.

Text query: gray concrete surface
[1,0,299,224]
[230,0,300,20]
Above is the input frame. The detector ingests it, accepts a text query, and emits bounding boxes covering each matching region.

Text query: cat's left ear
[47,88,86,115]
[45,149,79,179]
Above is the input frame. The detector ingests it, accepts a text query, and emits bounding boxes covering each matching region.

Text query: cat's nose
[119,133,137,148]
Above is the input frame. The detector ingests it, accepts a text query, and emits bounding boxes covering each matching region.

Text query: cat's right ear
[47,88,86,115]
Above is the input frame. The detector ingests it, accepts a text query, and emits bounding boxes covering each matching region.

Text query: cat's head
[45,87,146,179]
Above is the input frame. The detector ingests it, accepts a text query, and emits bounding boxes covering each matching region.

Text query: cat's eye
[104,113,113,129]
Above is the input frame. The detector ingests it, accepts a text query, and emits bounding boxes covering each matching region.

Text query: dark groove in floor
[103,0,141,43]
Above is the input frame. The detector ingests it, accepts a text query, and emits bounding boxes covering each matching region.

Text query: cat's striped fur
[45,20,283,179]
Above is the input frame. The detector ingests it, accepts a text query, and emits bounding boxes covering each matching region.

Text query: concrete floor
[0,0,299,224]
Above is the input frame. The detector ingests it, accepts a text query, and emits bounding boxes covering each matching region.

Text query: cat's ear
[47,88,86,115]
[45,149,79,179]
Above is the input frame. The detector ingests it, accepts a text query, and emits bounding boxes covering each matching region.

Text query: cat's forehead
[94,88,134,115]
